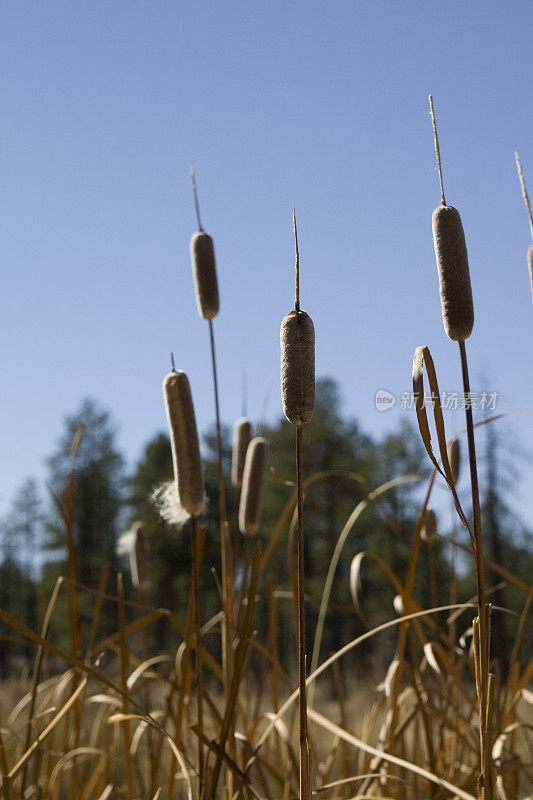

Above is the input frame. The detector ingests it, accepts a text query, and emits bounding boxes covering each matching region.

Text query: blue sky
[1,1,533,528]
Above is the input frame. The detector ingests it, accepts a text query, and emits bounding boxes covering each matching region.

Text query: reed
[429,94,493,800]
[280,210,315,800]
[162,366,205,794]
[189,164,233,797]
[232,417,251,488]
[162,369,204,516]
[238,436,268,536]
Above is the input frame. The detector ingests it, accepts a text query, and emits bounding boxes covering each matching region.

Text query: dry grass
[0,112,532,800]
[0,443,531,799]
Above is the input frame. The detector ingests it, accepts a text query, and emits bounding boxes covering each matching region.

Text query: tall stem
[296,424,310,800]
[208,318,234,797]
[458,339,492,800]
[208,320,227,525]
[191,515,204,796]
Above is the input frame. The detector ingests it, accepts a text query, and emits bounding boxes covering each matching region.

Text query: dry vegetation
[0,102,532,800]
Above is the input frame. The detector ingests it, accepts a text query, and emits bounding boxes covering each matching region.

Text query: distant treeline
[1,378,531,677]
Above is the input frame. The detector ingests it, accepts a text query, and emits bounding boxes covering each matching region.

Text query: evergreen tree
[41,398,124,646]
[0,479,42,673]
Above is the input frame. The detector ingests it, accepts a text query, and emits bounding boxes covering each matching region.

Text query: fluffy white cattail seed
[232,417,251,488]
[280,309,315,426]
[190,231,219,320]
[130,522,149,591]
[447,437,460,485]
[421,506,438,543]
[238,437,268,536]
[163,370,205,516]
[432,205,474,341]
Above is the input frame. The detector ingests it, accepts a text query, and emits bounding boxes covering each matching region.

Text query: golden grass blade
[117,574,134,800]
[47,747,109,796]
[207,542,262,800]
[126,655,172,691]
[309,475,422,705]
[259,470,367,581]
[108,713,192,800]
[244,602,476,782]
[20,576,64,796]
[8,674,88,780]
[307,707,476,800]
[95,785,113,800]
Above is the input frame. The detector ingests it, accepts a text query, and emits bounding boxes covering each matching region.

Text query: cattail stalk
[162,367,205,794]
[447,437,460,646]
[421,507,438,609]
[430,95,493,800]
[190,514,204,793]
[280,211,315,800]
[514,152,533,303]
[117,573,134,800]
[189,166,234,797]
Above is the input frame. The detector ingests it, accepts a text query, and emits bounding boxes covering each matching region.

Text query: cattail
[238,436,268,536]
[421,506,438,543]
[163,370,204,516]
[432,205,474,341]
[280,309,315,426]
[232,417,251,488]
[130,522,149,591]
[447,437,460,485]
[190,231,219,320]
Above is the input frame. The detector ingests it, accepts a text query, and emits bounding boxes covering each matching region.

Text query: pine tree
[41,398,124,646]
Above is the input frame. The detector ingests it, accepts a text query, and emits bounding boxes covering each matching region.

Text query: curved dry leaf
[85,694,122,710]
[521,688,533,705]
[47,747,108,795]
[307,707,477,800]
[349,553,364,612]
[127,655,171,691]
[310,474,422,702]
[423,642,443,677]
[412,346,473,545]
[109,714,192,800]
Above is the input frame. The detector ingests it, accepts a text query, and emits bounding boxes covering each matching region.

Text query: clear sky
[1,1,533,526]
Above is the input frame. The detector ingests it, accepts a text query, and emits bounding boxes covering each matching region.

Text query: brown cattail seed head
[432,205,474,341]
[130,522,149,591]
[527,244,533,300]
[447,437,460,485]
[421,506,438,543]
[238,436,268,536]
[163,370,205,516]
[190,231,219,320]
[232,417,251,488]
[280,309,315,426]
